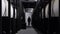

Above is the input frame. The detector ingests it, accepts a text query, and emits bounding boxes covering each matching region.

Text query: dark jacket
[28,17,31,23]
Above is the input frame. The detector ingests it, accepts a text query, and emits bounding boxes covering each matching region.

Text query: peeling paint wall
[2,0,8,16]
[44,0,59,18]
[52,0,59,17]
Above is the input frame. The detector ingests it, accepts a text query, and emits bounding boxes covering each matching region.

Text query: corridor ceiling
[22,1,37,8]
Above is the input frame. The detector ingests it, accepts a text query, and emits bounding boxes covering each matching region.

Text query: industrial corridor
[0,0,59,34]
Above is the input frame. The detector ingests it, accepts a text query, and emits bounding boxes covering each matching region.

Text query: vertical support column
[0,0,2,34]
[58,0,60,33]
[43,5,45,24]
[12,0,16,34]
[48,0,51,34]
[7,0,10,34]
[43,1,47,34]
[59,0,60,17]
[12,7,15,34]
[16,0,17,32]
[59,0,60,34]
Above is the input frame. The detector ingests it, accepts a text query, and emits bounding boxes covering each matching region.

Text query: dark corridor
[0,0,59,34]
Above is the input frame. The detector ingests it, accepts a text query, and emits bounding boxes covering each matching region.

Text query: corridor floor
[16,27,42,34]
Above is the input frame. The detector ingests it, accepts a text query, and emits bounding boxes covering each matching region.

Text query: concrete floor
[16,27,42,34]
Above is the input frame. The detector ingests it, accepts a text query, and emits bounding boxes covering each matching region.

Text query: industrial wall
[1,0,59,19]
[43,0,59,18]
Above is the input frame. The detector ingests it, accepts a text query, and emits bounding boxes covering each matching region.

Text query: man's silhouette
[28,17,31,26]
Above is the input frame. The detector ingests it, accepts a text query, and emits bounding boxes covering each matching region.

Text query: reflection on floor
[16,26,42,34]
